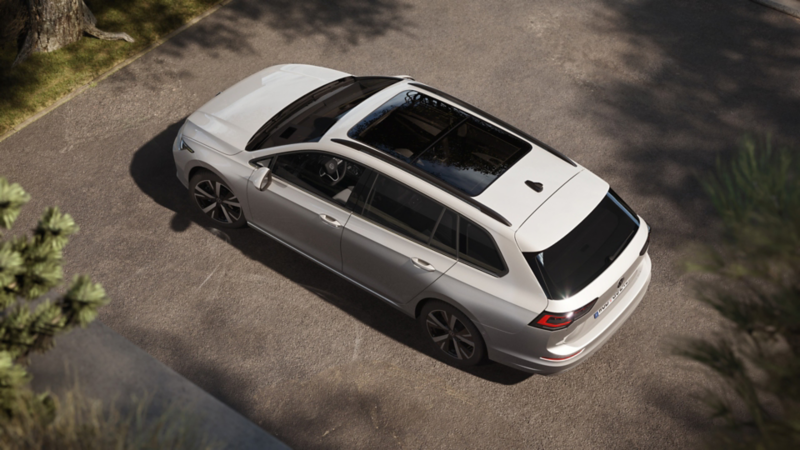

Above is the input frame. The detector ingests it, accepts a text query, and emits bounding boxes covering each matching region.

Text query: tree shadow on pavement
[158,0,414,59]
[576,0,800,250]
[571,0,800,439]
[129,120,532,389]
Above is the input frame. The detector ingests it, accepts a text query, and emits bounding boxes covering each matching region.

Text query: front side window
[272,152,368,207]
[362,175,444,246]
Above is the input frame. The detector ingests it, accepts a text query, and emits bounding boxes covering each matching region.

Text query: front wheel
[419,301,486,368]
[189,171,247,228]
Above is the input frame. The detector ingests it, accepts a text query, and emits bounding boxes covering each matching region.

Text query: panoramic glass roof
[348,90,531,196]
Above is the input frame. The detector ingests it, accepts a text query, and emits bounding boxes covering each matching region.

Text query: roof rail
[408,82,577,167]
[331,138,513,227]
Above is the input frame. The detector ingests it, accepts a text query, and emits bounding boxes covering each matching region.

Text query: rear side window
[459,218,505,275]
[354,174,505,273]
[363,175,444,245]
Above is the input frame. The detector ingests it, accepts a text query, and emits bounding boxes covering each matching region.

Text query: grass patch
[0,386,221,449]
[0,0,224,137]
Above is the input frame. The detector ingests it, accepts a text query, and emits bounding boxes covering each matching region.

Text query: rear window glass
[349,91,530,196]
[525,191,640,299]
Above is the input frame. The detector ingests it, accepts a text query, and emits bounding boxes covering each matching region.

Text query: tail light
[529,298,598,331]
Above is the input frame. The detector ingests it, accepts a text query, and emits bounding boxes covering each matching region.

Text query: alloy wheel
[193,180,242,224]
[425,309,476,360]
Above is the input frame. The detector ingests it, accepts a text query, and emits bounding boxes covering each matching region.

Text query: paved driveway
[2,0,799,448]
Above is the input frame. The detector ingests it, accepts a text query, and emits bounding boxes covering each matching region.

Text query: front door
[247,151,368,272]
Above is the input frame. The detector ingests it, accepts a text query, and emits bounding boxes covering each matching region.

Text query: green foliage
[0,178,30,230]
[0,352,55,425]
[0,176,109,438]
[680,135,800,449]
[0,385,220,449]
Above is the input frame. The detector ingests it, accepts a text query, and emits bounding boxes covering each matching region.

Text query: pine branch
[0,178,30,231]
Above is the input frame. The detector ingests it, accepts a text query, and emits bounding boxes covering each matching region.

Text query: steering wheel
[319,157,346,186]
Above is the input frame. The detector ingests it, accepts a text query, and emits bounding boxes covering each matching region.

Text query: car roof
[322,79,585,231]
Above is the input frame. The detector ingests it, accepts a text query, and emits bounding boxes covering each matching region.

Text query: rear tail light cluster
[529,298,598,331]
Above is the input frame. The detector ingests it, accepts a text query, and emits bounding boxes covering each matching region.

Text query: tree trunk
[13,0,134,67]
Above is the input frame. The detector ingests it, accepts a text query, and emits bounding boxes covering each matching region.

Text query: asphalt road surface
[2,0,799,448]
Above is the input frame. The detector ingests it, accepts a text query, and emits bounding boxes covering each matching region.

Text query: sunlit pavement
[2,1,799,448]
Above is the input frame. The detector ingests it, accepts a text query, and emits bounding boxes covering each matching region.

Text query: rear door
[342,174,458,304]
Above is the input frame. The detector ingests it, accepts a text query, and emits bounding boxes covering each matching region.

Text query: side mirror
[252,167,271,191]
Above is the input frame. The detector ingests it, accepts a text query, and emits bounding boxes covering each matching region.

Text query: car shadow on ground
[129,120,533,386]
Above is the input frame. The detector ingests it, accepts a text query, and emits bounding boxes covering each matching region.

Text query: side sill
[246,222,405,311]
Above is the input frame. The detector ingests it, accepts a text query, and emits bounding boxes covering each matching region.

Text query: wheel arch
[186,162,250,226]
[412,294,488,337]
[187,162,227,184]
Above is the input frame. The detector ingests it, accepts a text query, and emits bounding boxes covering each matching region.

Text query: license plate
[594,279,629,319]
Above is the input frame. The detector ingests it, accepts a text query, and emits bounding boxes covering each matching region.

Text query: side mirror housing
[252,167,271,191]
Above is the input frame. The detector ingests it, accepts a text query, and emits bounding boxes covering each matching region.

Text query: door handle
[411,257,436,272]
[319,214,342,228]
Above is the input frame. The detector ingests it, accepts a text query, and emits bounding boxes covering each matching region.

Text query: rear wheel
[189,171,246,228]
[419,301,486,368]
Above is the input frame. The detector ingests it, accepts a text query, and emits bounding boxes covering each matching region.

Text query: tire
[419,301,486,368]
[189,171,247,228]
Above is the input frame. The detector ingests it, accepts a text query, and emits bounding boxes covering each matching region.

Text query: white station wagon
[172,64,652,374]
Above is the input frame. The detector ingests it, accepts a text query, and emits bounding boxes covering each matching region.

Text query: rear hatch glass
[524,190,640,299]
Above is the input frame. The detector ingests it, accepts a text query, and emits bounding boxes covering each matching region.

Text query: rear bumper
[488,254,652,375]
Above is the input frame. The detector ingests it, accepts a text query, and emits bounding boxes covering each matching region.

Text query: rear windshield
[348,90,531,196]
[246,77,400,150]
[525,190,640,299]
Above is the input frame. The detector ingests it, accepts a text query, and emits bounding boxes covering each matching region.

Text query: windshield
[348,90,531,196]
[525,190,640,299]
[246,77,400,151]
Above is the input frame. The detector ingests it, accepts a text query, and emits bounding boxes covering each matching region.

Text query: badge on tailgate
[594,278,629,319]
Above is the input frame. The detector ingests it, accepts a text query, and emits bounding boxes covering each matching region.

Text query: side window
[430,209,457,257]
[363,175,444,246]
[459,217,505,275]
[272,152,368,208]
